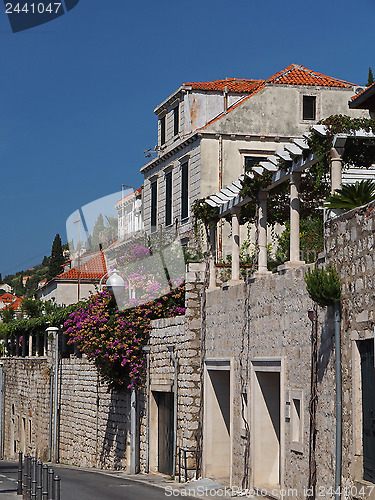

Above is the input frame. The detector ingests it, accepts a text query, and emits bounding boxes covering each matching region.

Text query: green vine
[192,198,220,234]
[308,114,375,178]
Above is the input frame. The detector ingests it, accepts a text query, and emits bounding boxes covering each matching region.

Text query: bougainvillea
[63,284,185,389]
[64,238,186,389]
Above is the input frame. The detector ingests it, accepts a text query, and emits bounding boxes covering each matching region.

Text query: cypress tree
[48,234,65,280]
[367,67,374,86]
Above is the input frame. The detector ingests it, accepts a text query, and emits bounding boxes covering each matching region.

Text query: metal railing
[17,451,61,500]
[178,448,196,483]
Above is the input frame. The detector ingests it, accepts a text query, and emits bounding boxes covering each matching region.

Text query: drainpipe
[46,327,59,463]
[130,384,136,474]
[218,135,223,260]
[334,301,342,500]
[173,350,178,478]
[223,86,228,113]
[142,345,151,473]
[0,362,4,460]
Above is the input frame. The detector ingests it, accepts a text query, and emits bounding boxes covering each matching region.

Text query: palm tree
[325,180,375,210]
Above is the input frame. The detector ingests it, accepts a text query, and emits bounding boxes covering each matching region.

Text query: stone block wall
[2,357,50,461]
[325,201,375,494]
[205,267,336,495]
[59,357,130,469]
[1,355,131,470]
[139,262,204,475]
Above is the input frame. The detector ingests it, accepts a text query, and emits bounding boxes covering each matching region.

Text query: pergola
[204,127,375,288]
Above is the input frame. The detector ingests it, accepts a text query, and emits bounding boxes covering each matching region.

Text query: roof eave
[154,86,188,115]
[350,86,375,110]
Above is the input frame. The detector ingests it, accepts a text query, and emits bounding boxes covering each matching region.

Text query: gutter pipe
[334,302,342,500]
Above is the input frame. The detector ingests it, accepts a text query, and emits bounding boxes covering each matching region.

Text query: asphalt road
[0,461,18,498]
[0,461,172,500]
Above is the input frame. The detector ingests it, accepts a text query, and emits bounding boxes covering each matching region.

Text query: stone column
[208,226,218,290]
[289,172,303,265]
[330,148,342,194]
[28,333,33,357]
[258,191,269,274]
[230,207,241,283]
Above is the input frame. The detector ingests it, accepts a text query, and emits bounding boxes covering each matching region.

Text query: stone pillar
[208,226,218,290]
[28,333,33,357]
[258,191,269,274]
[289,172,303,265]
[230,207,241,283]
[330,148,342,194]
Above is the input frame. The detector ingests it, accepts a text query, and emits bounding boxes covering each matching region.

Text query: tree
[368,67,374,87]
[48,234,65,280]
[325,180,375,211]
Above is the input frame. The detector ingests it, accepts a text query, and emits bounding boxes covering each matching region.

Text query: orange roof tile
[0,292,18,303]
[184,78,264,93]
[267,64,353,88]
[57,252,107,281]
[4,297,23,311]
[350,82,375,101]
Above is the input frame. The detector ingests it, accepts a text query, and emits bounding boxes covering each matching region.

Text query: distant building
[0,284,12,294]
[36,251,107,305]
[115,187,143,242]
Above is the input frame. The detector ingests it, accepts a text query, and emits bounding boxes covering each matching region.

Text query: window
[160,116,166,146]
[165,171,172,226]
[173,106,179,137]
[290,390,303,453]
[302,95,316,121]
[151,179,157,231]
[244,156,267,170]
[181,162,189,220]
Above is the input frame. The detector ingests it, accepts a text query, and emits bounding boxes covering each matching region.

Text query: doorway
[204,361,231,484]
[252,366,281,488]
[154,391,174,475]
[359,339,375,483]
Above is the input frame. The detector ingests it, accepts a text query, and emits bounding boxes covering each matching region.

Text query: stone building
[141,64,365,257]
[36,250,107,305]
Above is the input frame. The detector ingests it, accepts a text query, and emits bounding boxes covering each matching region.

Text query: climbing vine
[307,114,375,178]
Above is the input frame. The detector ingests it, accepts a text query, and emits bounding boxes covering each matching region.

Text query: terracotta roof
[267,64,354,88]
[350,82,375,103]
[5,297,23,311]
[185,65,353,94]
[0,293,18,304]
[183,78,264,93]
[57,252,107,281]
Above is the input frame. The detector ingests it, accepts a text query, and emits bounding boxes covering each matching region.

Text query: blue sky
[0,0,374,277]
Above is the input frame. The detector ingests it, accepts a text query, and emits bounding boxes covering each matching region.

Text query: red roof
[266,64,353,88]
[57,252,107,281]
[5,297,23,311]
[194,65,355,130]
[185,65,353,94]
[350,81,375,101]
[184,78,264,93]
[0,293,18,304]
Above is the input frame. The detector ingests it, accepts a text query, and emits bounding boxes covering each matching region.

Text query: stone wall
[2,357,50,461]
[325,201,375,495]
[1,355,131,470]
[59,357,130,469]
[204,266,336,495]
[139,262,204,475]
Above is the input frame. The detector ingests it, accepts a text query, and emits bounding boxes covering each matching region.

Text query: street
[0,461,173,500]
